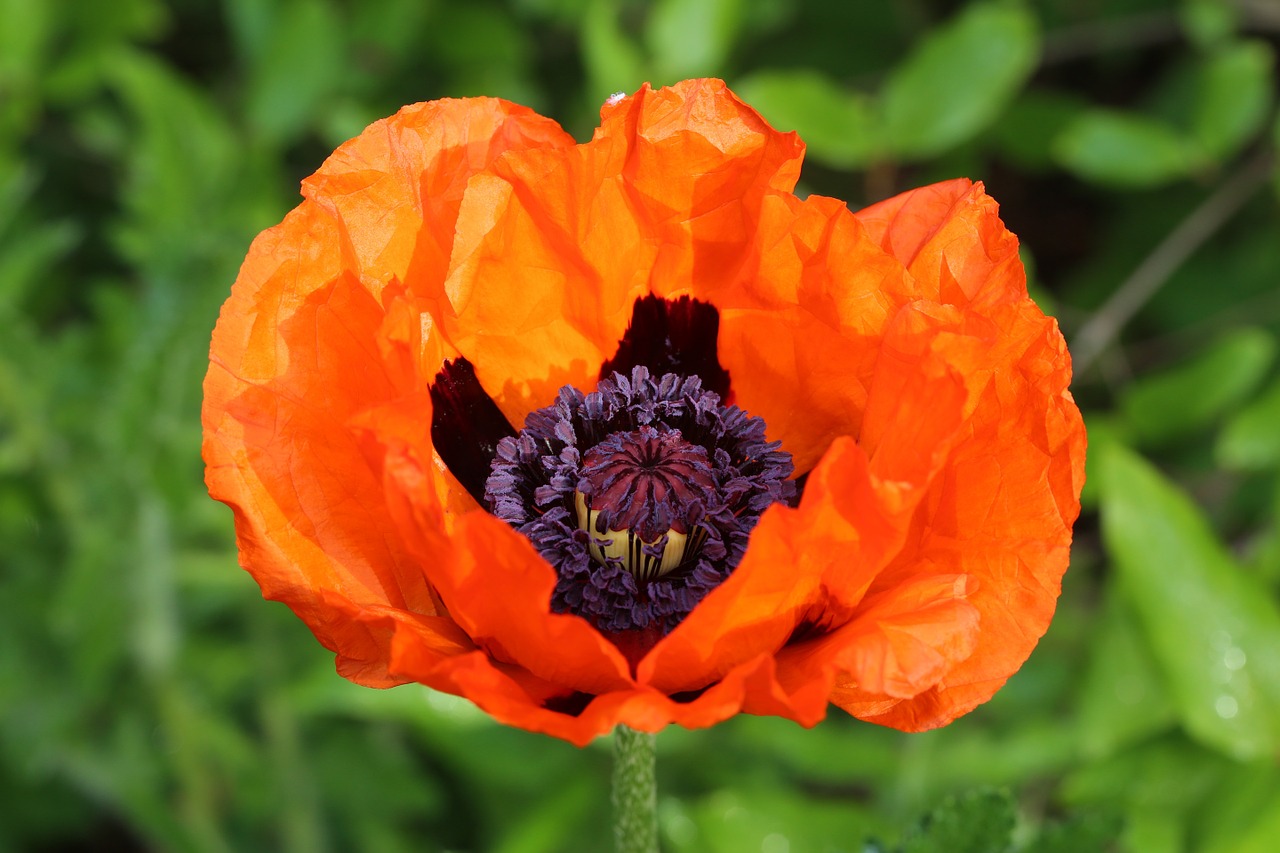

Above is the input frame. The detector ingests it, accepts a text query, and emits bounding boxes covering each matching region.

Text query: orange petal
[327,594,476,688]
[205,99,573,685]
[355,281,480,531]
[381,445,635,697]
[639,371,966,695]
[429,654,824,748]
[636,443,858,693]
[800,573,980,705]
[854,179,1024,308]
[302,98,573,303]
[639,295,979,693]
[716,194,917,471]
[440,78,807,427]
[838,298,1084,729]
[206,83,1087,745]
[205,259,433,615]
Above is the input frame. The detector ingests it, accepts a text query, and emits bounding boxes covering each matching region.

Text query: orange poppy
[203,79,1085,746]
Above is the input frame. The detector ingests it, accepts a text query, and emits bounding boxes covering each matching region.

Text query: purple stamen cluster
[484,366,795,635]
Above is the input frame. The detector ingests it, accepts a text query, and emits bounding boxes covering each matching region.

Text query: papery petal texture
[204,79,1085,745]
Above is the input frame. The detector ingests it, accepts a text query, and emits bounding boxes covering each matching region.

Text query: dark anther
[429,357,516,505]
[601,295,731,400]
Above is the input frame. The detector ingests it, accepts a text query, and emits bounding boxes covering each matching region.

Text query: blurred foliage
[3,0,1280,850]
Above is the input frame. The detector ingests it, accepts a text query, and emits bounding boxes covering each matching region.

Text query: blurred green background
[3,0,1280,850]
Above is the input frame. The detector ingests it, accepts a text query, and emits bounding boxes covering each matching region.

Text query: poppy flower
[203,78,1085,746]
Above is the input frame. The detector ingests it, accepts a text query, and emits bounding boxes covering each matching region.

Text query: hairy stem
[612,726,658,853]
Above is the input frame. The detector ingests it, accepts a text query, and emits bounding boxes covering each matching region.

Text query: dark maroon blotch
[429,358,516,505]
[600,295,731,400]
[542,691,594,716]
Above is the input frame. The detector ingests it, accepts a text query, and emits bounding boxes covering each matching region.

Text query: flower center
[574,426,717,581]
[485,366,795,636]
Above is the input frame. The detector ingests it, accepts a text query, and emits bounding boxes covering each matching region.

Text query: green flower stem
[612,725,658,853]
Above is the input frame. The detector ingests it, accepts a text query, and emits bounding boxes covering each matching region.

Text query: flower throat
[486,367,794,634]
[431,297,795,636]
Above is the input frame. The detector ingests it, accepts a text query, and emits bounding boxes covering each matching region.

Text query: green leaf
[0,167,81,317]
[1098,443,1280,759]
[1119,328,1276,448]
[901,788,1015,853]
[1197,763,1280,853]
[1075,587,1177,758]
[1191,40,1275,161]
[0,0,54,139]
[990,90,1087,171]
[492,777,600,853]
[646,0,742,81]
[0,0,53,77]
[101,49,244,277]
[1180,0,1238,49]
[1053,110,1197,187]
[1058,736,1226,853]
[1078,413,1125,511]
[582,0,649,100]
[427,4,539,104]
[1207,800,1280,853]
[881,2,1039,159]
[1032,812,1123,853]
[243,0,346,144]
[1246,484,1280,585]
[1274,112,1280,201]
[676,787,879,853]
[346,0,434,67]
[733,70,879,168]
[1123,809,1185,853]
[1217,375,1280,470]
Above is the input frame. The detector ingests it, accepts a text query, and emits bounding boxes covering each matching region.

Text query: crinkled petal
[635,293,984,709]
[303,98,572,301]
[782,573,980,707]
[381,445,635,697]
[640,330,971,697]
[428,653,816,748]
[205,80,1086,745]
[441,78,807,426]
[205,255,437,636]
[716,194,916,472]
[204,98,571,684]
[835,298,1084,729]
[854,178,1024,309]
[328,596,477,687]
